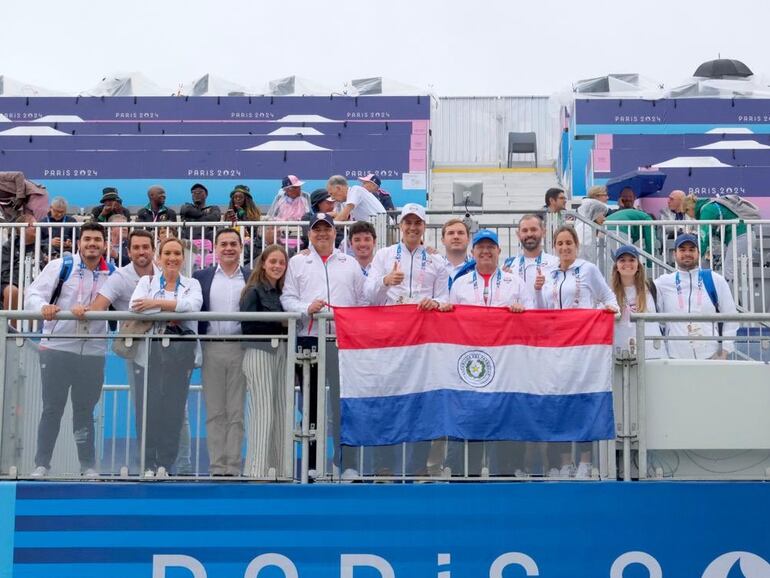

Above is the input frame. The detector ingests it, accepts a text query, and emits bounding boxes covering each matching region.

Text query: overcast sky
[2,0,767,96]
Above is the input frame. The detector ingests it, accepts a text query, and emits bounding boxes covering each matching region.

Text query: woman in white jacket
[536,226,618,479]
[130,237,203,477]
[610,244,665,359]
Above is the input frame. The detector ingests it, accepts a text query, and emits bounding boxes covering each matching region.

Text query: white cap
[400,203,427,222]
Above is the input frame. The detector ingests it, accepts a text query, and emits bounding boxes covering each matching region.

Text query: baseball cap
[359,174,381,187]
[309,212,335,229]
[674,233,698,249]
[400,203,426,222]
[282,175,305,189]
[613,244,639,261]
[472,229,499,247]
[191,183,208,193]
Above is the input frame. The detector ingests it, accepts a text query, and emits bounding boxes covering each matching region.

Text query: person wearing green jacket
[605,202,654,256]
[696,199,748,281]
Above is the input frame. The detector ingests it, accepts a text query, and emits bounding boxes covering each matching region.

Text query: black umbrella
[693,59,753,79]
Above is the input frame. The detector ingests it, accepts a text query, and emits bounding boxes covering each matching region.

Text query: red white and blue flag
[335,305,615,446]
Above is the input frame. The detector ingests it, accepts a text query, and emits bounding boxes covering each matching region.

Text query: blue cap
[472,229,499,247]
[613,244,639,261]
[674,233,698,249]
[309,212,335,229]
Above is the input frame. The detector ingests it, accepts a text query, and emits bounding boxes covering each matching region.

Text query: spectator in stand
[535,225,618,479]
[544,187,568,223]
[40,196,77,258]
[654,234,738,360]
[605,187,654,254]
[326,175,386,222]
[90,188,131,222]
[349,220,377,277]
[193,228,251,477]
[265,175,312,252]
[240,244,289,478]
[225,184,262,260]
[441,218,471,288]
[130,237,202,477]
[365,203,449,308]
[281,213,366,478]
[696,197,750,283]
[503,214,559,303]
[576,198,608,262]
[359,174,395,211]
[659,190,695,238]
[586,185,610,203]
[107,214,131,266]
[136,185,177,224]
[610,245,665,358]
[180,183,222,240]
[1,214,44,314]
[25,222,113,478]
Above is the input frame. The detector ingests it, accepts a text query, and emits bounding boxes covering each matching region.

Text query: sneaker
[156,466,168,478]
[547,467,560,478]
[30,466,49,478]
[341,468,359,482]
[143,469,155,479]
[558,464,576,478]
[575,462,592,479]
[514,469,528,478]
[82,468,99,479]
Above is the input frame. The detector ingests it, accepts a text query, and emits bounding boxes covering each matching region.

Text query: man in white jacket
[654,233,738,360]
[503,214,559,302]
[24,222,113,478]
[365,203,449,308]
[281,212,366,478]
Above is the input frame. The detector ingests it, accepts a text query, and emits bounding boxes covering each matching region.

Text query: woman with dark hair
[240,244,289,478]
[610,245,664,358]
[130,237,202,477]
[535,226,618,479]
[225,184,262,264]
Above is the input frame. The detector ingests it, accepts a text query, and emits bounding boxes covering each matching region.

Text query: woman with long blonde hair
[610,245,664,359]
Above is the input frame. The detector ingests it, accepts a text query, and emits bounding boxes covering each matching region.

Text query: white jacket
[537,259,618,310]
[25,255,114,356]
[129,272,203,368]
[654,268,738,359]
[503,251,559,304]
[614,285,665,359]
[450,266,534,308]
[281,246,366,337]
[365,242,449,306]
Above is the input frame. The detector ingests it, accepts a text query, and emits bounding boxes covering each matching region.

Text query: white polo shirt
[98,263,161,312]
[346,185,386,221]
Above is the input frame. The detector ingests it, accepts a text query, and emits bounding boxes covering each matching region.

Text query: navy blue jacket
[193,264,252,335]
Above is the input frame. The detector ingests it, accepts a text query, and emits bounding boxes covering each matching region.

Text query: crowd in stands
[2,175,744,480]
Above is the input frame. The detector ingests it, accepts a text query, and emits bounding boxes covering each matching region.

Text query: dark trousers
[134,340,194,471]
[36,349,105,470]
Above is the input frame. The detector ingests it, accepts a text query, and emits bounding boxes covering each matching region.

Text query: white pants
[243,346,288,478]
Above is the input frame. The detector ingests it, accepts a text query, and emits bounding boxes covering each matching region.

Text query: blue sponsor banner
[575,98,770,126]
[0,96,429,122]
[4,481,770,578]
[0,96,429,208]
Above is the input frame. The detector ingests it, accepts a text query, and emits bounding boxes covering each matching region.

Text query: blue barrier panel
[4,481,770,578]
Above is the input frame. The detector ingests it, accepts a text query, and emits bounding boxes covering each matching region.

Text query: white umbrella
[242,141,330,152]
[693,140,770,150]
[652,156,732,168]
[0,75,65,96]
[264,76,335,96]
[347,76,426,95]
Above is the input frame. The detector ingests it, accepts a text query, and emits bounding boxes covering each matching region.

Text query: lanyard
[76,261,102,306]
[472,268,502,306]
[158,274,181,299]
[361,265,369,277]
[675,270,703,310]
[395,243,427,296]
[519,253,542,280]
[552,266,581,308]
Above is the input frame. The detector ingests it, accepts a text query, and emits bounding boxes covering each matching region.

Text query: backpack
[700,268,722,338]
[709,194,761,221]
